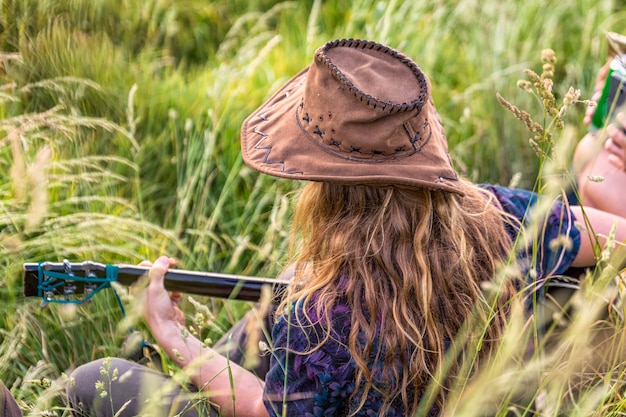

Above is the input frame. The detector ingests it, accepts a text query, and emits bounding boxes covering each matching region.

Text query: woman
[65,39,626,417]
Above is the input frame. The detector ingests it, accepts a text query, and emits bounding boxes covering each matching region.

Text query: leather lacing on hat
[317,39,428,114]
[252,124,301,175]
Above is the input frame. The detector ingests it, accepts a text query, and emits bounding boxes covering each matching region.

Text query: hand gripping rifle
[23,260,290,369]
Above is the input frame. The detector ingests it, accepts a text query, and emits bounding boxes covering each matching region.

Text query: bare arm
[144,256,270,417]
[574,129,626,219]
[569,206,626,268]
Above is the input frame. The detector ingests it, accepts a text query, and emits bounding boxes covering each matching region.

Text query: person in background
[22,38,626,416]
[574,31,626,216]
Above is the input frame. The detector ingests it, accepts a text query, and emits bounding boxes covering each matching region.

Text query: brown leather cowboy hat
[241,38,463,195]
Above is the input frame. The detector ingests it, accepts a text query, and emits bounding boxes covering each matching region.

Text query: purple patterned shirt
[263,185,581,416]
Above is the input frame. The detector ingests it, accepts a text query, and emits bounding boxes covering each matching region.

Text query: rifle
[23,260,289,305]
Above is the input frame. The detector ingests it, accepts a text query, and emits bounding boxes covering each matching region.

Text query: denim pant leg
[66,358,218,417]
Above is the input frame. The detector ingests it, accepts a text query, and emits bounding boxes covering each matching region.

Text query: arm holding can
[573,32,626,217]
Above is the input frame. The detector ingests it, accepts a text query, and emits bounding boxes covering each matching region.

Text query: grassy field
[2,0,626,415]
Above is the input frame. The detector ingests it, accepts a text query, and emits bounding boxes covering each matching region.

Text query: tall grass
[1,0,626,415]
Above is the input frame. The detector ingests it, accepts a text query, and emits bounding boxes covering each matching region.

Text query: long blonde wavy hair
[282,179,519,415]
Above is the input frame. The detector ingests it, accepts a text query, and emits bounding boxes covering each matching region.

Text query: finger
[604,137,622,155]
[613,127,626,153]
[583,108,594,125]
[606,123,623,146]
[604,136,626,170]
[584,94,601,125]
[174,306,186,326]
[168,290,186,325]
[169,291,183,305]
[142,257,176,268]
[592,89,603,102]
[607,153,626,171]
[148,256,170,290]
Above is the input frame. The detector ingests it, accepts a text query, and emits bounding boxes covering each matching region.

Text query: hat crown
[298,39,436,161]
[319,40,428,112]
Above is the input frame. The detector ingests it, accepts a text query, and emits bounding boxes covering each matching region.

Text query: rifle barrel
[23,262,288,302]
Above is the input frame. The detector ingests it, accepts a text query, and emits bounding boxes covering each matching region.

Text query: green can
[590,54,626,132]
